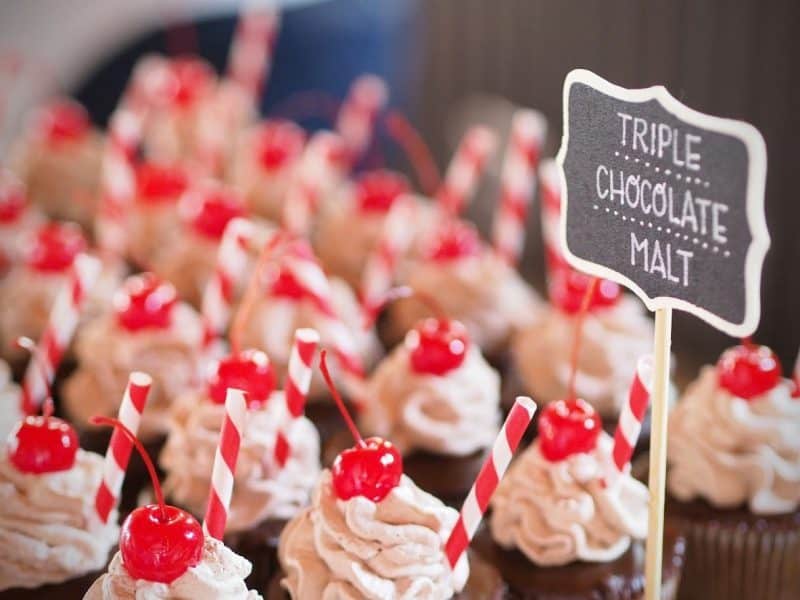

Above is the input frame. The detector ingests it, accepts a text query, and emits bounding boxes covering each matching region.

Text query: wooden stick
[645,307,672,600]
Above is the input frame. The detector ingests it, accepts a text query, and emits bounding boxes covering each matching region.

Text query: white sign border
[556,68,769,338]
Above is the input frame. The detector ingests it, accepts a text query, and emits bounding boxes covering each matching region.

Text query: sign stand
[645,307,672,599]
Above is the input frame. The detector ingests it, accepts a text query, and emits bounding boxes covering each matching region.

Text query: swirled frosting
[128,204,183,270]
[240,277,381,400]
[512,296,654,417]
[388,251,542,356]
[668,366,800,515]
[83,536,262,599]
[160,390,320,531]
[63,304,203,440]
[0,361,21,440]
[152,232,217,308]
[490,433,648,566]
[279,470,469,599]
[362,343,500,456]
[0,449,119,591]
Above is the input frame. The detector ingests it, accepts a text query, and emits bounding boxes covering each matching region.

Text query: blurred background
[1,0,797,369]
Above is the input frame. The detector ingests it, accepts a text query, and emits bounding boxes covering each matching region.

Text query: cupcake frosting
[0,449,119,590]
[279,470,469,599]
[668,366,800,515]
[152,232,218,308]
[160,390,320,531]
[513,296,654,417]
[0,361,21,440]
[362,343,500,456]
[84,537,262,599]
[490,433,649,567]
[63,304,203,439]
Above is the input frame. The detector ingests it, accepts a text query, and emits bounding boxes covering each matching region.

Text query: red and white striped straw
[612,356,654,473]
[436,125,497,216]
[445,396,537,568]
[203,387,248,540]
[227,6,280,107]
[793,347,800,398]
[492,109,546,265]
[336,74,388,161]
[274,328,319,467]
[539,158,569,275]
[20,254,101,414]
[94,372,152,524]
[360,196,417,316]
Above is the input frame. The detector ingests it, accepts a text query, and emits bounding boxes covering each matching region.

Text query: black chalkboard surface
[557,70,769,337]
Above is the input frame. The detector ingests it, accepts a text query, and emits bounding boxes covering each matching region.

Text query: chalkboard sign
[557,69,769,337]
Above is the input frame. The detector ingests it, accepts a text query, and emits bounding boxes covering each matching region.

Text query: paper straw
[20,254,101,414]
[227,5,280,107]
[539,158,570,275]
[94,372,152,524]
[444,396,537,568]
[203,387,248,540]
[612,356,653,473]
[436,125,497,216]
[492,109,546,265]
[336,75,388,161]
[793,347,800,398]
[274,328,319,466]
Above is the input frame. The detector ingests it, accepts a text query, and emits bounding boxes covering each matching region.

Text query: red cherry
[7,415,79,474]
[114,273,178,332]
[355,170,410,214]
[25,222,87,273]
[331,437,403,502]
[37,99,90,145]
[167,58,213,109]
[254,120,305,172]
[717,344,782,400]
[120,504,203,584]
[0,173,27,223]
[136,163,189,205]
[182,186,245,240]
[207,349,275,408]
[549,268,621,315]
[538,398,602,462]
[426,220,481,262]
[406,318,469,376]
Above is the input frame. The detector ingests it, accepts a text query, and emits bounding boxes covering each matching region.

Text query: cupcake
[0,170,43,275]
[314,169,411,289]
[8,99,103,229]
[229,120,306,222]
[63,273,203,445]
[666,343,800,600]
[0,406,118,596]
[472,397,685,599]
[0,361,21,440]
[160,348,320,589]
[152,179,247,307]
[387,218,542,365]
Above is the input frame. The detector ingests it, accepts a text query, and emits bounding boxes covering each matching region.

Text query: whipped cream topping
[241,277,381,400]
[161,390,320,531]
[668,366,800,515]
[0,449,119,591]
[513,296,654,417]
[63,304,203,439]
[279,470,468,599]
[389,251,542,356]
[84,536,262,600]
[362,344,500,456]
[490,433,649,567]
[0,360,22,441]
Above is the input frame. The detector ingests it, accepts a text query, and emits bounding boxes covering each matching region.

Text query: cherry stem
[364,286,449,330]
[384,110,441,196]
[319,349,364,447]
[566,277,599,402]
[15,336,54,418]
[741,336,755,349]
[90,415,168,522]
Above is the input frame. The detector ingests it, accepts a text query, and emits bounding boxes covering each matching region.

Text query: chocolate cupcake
[666,343,800,600]
[473,398,685,599]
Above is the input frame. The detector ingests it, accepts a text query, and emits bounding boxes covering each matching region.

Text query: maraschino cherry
[181,185,245,240]
[136,162,189,205]
[114,273,178,332]
[717,341,782,400]
[7,337,79,474]
[254,120,305,172]
[549,267,621,315]
[25,222,87,273]
[0,172,27,223]
[37,99,90,145]
[207,349,276,408]
[319,350,402,502]
[91,416,203,583]
[425,219,481,262]
[355,170,410,214]
[538,397,602,462]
